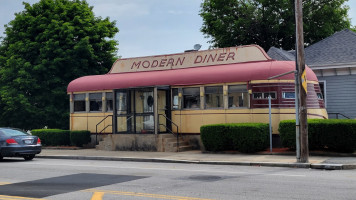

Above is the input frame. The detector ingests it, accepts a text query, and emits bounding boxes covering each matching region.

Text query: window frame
[282,92,295,99]
[106,92,113,112]
[204,86,224,109]
[89,93,103,112]
[228,84,249,108]
[252,92,277,99]
[182,87,201,110]
[73,93,86,112]
[172,88,180,110]
[318,80,327,107]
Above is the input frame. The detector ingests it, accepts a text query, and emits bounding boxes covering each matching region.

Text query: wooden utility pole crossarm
[295,0,309,163]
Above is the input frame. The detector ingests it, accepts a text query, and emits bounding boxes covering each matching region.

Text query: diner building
[67,45,327,151]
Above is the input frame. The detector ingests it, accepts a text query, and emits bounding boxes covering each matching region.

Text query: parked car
[0,127,42,160]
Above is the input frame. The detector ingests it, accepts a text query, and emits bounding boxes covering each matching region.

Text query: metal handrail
[328,113,350,119]
[158,114,180,152]
[95,115,113,145]
[98,124,112,134]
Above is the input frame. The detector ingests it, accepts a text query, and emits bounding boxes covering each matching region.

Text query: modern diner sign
[109,45,271,74]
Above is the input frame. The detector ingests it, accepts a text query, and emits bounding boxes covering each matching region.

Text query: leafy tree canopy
[0,0,119,130]
[200,0,353,50]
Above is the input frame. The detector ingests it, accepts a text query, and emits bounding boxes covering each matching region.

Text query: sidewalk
[37,148,356,170]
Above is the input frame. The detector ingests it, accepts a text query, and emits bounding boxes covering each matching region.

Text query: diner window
[172,88,179,109]
[282,92,295,99]
[73,94,86,112]
[116,92,127,114]
[205,86,223,109]
[183,87,200,109]
[89,93,102,112]
[228,85,249,108]
[253,92,276,99]
[106,92,113,111]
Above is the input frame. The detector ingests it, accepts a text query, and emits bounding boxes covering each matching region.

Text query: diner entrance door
[157,87,172,134]
[114,87,171,134]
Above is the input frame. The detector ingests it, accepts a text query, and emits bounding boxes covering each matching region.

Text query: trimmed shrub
[70,130,91,147]
[229,123,269,153]
[31,129,70,146]
[278,119,356,153]
[278,120,296,149]
[200,124,232,151]
[201,123,269,153]
[319,120,356,152]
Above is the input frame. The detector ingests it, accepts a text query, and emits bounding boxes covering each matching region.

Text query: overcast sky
[1,0,355,58]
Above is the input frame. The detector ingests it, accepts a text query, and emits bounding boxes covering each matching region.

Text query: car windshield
[0,128,29,136]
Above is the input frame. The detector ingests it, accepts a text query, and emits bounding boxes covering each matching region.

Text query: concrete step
[178,145,193,152]
[159,134,178,139]
[164,138,180,143]
[169,141,189,147]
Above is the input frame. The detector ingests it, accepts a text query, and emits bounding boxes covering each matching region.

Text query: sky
[0,0,355,59]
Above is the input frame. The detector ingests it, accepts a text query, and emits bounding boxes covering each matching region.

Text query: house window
[282,92,295,99]
[253,92,276,99]
[89,93,102,112]
[183,87,200,109]
[73,94,85,112]
[228,85,249,108]
[106,92,113,112]
[318,81,326,107]
[317,93,323,100]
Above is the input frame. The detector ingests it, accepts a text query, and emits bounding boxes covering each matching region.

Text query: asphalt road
[1,158,356,200]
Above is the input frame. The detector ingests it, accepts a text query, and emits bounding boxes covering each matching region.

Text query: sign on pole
[301,69,307,94]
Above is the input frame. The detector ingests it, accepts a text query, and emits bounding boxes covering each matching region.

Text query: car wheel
[23,154,35,161]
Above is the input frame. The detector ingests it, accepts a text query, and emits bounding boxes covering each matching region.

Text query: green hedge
[70,130,91,147]
[279,119,356,153]
[201,123,269,153]
[200,124,232,151]
[31,129,91,147]
[31,129,70,146]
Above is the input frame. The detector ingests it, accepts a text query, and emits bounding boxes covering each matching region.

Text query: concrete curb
[36,155,356,170]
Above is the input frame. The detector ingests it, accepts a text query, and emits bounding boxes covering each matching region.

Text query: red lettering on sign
[152,60,158,68]
[142,60,150,68]
[202,55,207,63]
[131,61,141,69]
[226,52,235,61]
[217,53,226,61]
[194,55,202,64]
[207,54,217,63]
[176,57,185,66]
[159,59,167,67]
[166,58,175,67]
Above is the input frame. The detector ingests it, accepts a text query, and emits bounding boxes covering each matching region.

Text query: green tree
[0,0,119,130]
[200,0,352,50]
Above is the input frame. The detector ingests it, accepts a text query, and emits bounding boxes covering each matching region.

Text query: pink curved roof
[67,60,318,93]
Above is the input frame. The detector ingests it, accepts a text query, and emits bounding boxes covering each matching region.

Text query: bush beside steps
[31,129,91,147]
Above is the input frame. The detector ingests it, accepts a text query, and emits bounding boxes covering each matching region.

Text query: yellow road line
[0,182,11,186]
[85,189,215,200]
[90,192,105,200]
[0,195,46,200]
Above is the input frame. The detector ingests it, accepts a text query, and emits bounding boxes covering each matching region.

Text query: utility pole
[295,0,309,163]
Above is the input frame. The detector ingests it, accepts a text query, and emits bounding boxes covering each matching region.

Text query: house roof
[304,29,356,66]
[267,29,356,67]
[267,47,295,61]
[67,60,318,93]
